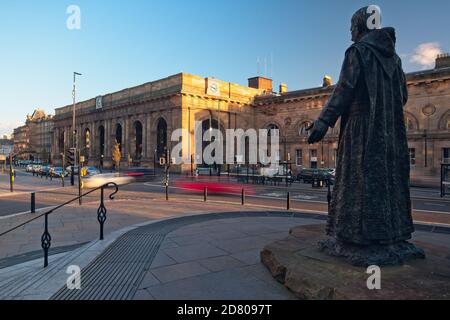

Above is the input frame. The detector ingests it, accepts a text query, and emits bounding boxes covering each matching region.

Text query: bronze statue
[307,6,425,266]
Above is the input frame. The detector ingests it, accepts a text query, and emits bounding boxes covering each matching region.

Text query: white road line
[423,202,446,207]
[142,182,450,213]
[0,186,66,199]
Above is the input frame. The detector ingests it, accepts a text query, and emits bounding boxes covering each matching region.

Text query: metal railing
[0,182,119,268]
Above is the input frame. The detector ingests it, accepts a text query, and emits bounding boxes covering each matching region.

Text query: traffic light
[65,148,75,167]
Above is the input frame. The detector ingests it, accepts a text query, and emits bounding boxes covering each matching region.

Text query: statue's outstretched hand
[307,119,329,144]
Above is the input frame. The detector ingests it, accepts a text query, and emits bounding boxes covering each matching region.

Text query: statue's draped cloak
[319,27,414,245]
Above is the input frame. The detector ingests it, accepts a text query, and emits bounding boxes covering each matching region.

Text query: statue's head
[351,5,382,43]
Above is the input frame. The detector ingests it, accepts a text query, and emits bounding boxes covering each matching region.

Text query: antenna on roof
[270,52,273,79]
[257,56,261,76]
[264,57,267,78]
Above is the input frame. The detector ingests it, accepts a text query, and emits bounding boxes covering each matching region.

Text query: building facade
[13,109,54,161]
[0,138,14,156]
[13,125,30,159]
[51,55,450,186]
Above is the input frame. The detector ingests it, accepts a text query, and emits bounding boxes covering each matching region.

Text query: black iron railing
[0,182,119,268]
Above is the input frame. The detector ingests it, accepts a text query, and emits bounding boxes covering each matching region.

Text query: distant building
[13,124,30,159]
[0,138,13,156]
[13,109,54,162]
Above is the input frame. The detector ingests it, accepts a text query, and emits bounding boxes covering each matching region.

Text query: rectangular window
[409,148,416,166]
[443,148,450,164]
[295,149,303,166]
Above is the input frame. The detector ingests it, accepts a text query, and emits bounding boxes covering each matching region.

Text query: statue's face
[350,19,360,43]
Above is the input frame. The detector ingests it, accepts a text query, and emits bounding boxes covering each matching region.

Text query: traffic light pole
[78,149,82,205]
[72,72,81,187]
[9,153,14,193]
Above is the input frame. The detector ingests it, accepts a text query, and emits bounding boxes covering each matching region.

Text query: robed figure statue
[307,6,425,266]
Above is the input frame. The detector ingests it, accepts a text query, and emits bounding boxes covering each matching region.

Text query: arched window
[156,118,167,159]
[133,121,143,159]
[115,124,122,152]
[299,121,312,136]
[84,128,91,150]
[267,124,279,137]
[98,126,105,156]
[58,131,65,153]
[266,124,280,162]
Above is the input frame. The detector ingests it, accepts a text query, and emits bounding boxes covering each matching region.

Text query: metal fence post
[41,213,51,268]
[241,188,245,205]
[97,186,107,240]
[287,192,290,210]
[327,178,332,212]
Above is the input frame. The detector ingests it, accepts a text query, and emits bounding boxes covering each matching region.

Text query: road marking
[423,202,446,207]
[0,186,67,199]
[182,197,450,228]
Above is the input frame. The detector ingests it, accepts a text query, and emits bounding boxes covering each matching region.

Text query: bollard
[204,186,208,202]
[287,192,290,210]
[241,188,245,205]
[165,184,169,201]
[327,178,332,212]
[31,192,36,213]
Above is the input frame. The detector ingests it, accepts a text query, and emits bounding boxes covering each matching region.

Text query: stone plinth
[260,224,450,300]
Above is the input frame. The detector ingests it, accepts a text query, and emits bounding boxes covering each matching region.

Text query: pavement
[0,170,449,300]
[0,196,449,300]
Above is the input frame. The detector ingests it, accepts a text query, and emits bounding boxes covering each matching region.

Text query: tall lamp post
[72,72,82,186]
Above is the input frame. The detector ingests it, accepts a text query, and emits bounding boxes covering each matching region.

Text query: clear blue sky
[0,0,449,135]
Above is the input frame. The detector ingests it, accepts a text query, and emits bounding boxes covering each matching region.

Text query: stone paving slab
[1,204,449,300]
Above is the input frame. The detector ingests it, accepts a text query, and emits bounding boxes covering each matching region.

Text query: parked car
[297,168,335,185]
[66,166,79,175]
[40,165,52,176]
[32,164,42,173]
[52,167,66,178]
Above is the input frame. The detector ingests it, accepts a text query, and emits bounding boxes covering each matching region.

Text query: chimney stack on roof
[436,53,450,69]
[248,76,273,93]
[279,83,288,94]
[323,75,333,87]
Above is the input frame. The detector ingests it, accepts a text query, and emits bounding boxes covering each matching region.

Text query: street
[1,168,449,225]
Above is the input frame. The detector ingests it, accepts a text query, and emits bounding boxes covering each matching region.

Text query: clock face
[207,79,220,96]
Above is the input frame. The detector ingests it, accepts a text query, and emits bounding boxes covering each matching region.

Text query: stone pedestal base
[318,238,425,267]
[260,224,450,300]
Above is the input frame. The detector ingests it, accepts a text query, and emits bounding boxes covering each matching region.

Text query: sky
[0,0,449,136]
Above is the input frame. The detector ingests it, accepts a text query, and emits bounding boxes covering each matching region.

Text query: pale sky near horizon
[0,0,449,135]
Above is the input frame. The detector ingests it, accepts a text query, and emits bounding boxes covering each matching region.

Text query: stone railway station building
[52,55,450,186]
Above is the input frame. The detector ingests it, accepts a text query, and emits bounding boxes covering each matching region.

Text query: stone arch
[156,117,168,159]
[115,123,123,153]
[295,119,315,137]
[438,110,450,130]
[98,125,105,159]
[403,111,420,131]
[132,120,143,161]
[262,121,283,137]
[58,130,65,154]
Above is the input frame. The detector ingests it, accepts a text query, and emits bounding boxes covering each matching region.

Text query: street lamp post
[72,72,82,186]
